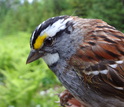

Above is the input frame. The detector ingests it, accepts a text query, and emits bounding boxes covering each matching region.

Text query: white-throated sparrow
[26,16,124,107]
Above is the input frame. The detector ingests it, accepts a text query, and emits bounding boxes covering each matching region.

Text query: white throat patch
[42,53,59,66]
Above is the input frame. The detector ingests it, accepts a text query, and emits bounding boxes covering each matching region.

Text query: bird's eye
[45,37,54,46]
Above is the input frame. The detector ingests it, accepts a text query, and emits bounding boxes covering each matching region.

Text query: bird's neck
[49,60,91,106]
[49,60,124,107]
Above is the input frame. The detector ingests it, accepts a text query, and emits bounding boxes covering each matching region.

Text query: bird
[26,15,124,107]
[58,89,84,107]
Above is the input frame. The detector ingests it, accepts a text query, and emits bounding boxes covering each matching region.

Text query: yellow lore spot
[34,33,48,49]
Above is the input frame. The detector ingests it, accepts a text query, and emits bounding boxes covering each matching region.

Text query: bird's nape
[27,16,124,107]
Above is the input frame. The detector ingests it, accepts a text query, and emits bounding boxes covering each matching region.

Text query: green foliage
[0,32,63,107]
[87,0,124,31]
[0,0,123,106]
[0,0,123,35]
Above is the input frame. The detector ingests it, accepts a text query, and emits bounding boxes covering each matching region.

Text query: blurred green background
[0,0,124,107]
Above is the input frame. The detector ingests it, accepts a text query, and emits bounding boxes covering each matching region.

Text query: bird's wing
[69,21,124,99]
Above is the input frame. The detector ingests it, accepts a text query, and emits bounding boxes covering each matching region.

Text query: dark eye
[45,37,54,46]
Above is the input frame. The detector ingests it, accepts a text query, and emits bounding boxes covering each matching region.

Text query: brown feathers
[69,18,124,99]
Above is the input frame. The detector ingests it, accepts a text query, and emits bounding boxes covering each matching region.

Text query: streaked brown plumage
[69,18,124,99]
[26,16,124,107]
[59,90,84,107]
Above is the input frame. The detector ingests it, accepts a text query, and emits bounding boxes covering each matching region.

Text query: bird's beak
[26,50,44,64]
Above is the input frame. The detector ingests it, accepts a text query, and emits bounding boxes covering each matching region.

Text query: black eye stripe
[31,15,69,48]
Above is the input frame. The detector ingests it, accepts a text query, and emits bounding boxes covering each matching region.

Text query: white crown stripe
[40,18,73,37]
[31,31,35,46]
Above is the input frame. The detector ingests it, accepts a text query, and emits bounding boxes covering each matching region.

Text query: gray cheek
[43,46,58,54]
[54,33,77,59]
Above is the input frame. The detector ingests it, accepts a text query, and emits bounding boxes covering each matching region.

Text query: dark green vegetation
[0,0,124,35]
[0,0,123,107]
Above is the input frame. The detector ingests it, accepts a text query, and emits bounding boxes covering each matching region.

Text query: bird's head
[26,16,79,66]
